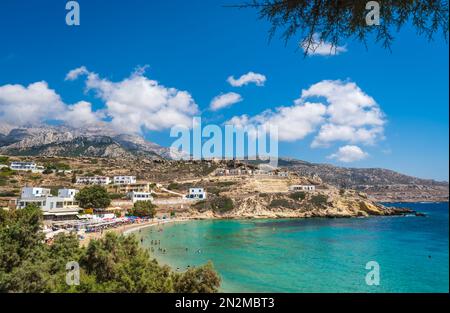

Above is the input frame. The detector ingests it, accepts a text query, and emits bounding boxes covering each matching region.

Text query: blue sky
[0,0,448,181]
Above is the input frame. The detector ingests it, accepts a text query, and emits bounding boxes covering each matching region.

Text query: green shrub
[194,197,234,213]
[211,196,234,213]
[75,186,111,209]
[269,199,293,208]
[0,191,17,197]
[0,167,14,176]
[289,191,306,201]
[207,187,220,196]
[0,156,9,164]
[42,168,54,175]
[109,193,126,200]
[311,194,328,206]
[216,181,236,187]
[167,182,180,190]
[93,169,103,175]
[30,174,41,181]
[128,201,157,218]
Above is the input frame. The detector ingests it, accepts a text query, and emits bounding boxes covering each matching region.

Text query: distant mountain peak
[0,125,168,160]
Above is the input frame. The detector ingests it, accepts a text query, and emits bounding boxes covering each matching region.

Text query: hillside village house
[21,187,51,198]
[128,191,153,203]
[17,187,81,221]
[76,176,111,185]
[215,168,253,176]
[58,188,79,198]
[289,185,316,192]
[113,176,136,185]
[10,161,44,172]
[108,182,151,194]
[186,188,207,200]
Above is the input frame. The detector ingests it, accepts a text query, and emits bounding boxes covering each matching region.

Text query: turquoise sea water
[137,202,449,293]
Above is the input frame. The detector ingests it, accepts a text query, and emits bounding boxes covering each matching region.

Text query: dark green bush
[289,191,306,201]
[311,194,328,206]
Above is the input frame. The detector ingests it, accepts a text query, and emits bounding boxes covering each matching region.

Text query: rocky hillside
[0,125,447,202]
[247,158,449,202]
[0,125,170,160]
[184,177,415,219]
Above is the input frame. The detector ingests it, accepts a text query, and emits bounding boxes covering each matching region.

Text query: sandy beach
[79,217,190,246]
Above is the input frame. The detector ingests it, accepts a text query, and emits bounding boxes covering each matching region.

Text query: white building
[21,187,51,198]
[113,176,136,185]
[76,176,111,185]
[289,185,316,192]
[128,191,153,203]
[17,187,81,220]
[186,188,207,200]
[57,188,79,198]
[10,162,44,172]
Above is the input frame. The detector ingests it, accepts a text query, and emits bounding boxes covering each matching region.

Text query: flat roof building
[76,176,111,185]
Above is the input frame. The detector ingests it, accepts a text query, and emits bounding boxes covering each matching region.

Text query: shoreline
[122,217,191,235]
[79,217,192,246]
[79,200,442,245]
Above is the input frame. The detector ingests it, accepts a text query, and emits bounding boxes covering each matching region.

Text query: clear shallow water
[137,202,449,293]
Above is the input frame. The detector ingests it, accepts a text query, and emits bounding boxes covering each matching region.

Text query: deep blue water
[138,202,449,292]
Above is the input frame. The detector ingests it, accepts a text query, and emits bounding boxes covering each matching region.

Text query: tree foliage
[172,261,221,293]
[75,185,111,209]
[232,0,448,54]
[128,201,157,218]
[0,205,221,293]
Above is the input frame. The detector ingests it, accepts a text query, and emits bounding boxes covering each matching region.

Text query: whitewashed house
[17,187,81,220]
[128,191,153,203]
[10,162,44,172]
[21,187,51,198]
[186,188,207,200]
[113,176,137,185]
[57,188,79,198]
[289,185,316,192]
[76,176,111,185]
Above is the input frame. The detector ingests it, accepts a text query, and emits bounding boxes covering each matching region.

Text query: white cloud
[71,66,199,133]
[210,92,243,111]
[1,67,199,134]
[59,101,104,128]
[227,72,266,87]
[328,145,369,163]
[0,81,66,125]
[0,81,101,128]
[228,102,326,142]
[227,80,386,147]
[301,33,347,56]
[65,66,89,81]
[299,80,385,147]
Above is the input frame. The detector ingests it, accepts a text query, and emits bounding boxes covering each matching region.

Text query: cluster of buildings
[185,188,207,200]
[215,167,289,178]
[9,161,45,173]
[75,175,139,186]
[289,185,316,192]
[17,187,81,220]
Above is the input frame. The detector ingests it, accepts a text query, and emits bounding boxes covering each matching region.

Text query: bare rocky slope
[0,125,169,160]
[184,177,415,219]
